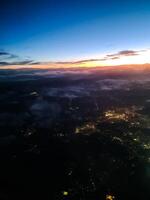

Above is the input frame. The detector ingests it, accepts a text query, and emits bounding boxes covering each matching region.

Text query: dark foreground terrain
[0,67,150,200]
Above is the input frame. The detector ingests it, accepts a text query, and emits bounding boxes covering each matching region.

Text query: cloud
[0,48,148,68]
[0,62,9,66]
[30,62,42,65]
[0,60,33,66]
[0,52,10,56]
[54,49,145,65]
[118,50,139,56]
[0,50,33,67]
[54,58,109,65]
[106,50,141,59]
[0,51,19,60]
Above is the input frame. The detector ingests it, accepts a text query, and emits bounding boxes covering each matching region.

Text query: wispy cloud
[0,51,19,60]
[54,49,146,65]
[106,50,142,59]
[0,52,10,56]
[0,60,33,66]
[0,50,33,66]
[0,49,149,69]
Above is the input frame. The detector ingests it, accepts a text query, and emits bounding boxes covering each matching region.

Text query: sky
[0,0,150,69]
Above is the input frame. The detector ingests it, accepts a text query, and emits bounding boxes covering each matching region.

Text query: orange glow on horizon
[1,49,150,70]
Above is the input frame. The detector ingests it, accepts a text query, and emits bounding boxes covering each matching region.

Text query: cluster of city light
[105,111,128,121]
[75,122,96,134]
[106,194,115,200]
[74,107,141,135]
[63,191,68,196]
[104,107,138,122]
[62,190,116,200]
[143,143,150,150]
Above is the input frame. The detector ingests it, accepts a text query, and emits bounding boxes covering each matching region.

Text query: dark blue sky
[1,0,150,63]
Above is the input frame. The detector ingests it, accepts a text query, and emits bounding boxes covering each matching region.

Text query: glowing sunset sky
[0,0,150,69]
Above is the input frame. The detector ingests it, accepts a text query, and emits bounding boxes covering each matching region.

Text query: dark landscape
[0,67,150,200]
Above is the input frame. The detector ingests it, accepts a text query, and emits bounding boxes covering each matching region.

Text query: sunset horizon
[1,48,150,69]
